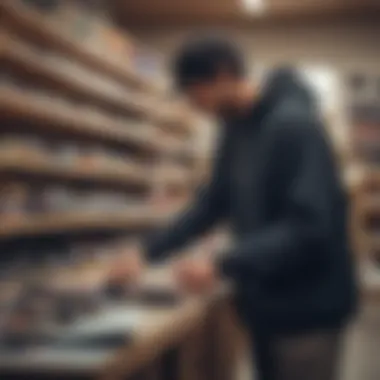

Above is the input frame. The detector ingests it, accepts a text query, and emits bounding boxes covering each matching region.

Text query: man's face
[184,75,236,116]
[185,82,223,115]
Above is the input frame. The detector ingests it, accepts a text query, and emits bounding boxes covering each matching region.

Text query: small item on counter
[103,280,130,301]
[48,276,103,324]
[0,312,56,350]
[54,330,131,350]
[136,267,183,306]
[53,292,99,324]
[54,308,135,350]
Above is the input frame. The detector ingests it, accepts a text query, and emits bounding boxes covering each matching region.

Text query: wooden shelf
[1,15,193,137]
[2,36,154,118]
[0,155,152,191]
[2,36,193,138]
[0,87,196,163]
[0,208,172,239]
[0,86,160,153]
[0,0,158,94]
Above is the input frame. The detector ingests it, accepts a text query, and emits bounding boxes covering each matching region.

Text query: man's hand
[107,247,145,286]
[173,257,219,294]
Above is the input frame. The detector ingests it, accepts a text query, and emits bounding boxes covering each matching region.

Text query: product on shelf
[0,0,199,361]
[38,186,138,213]
[0,181,30,221]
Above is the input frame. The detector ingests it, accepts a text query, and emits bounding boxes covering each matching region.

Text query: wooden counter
[0,270,239,380]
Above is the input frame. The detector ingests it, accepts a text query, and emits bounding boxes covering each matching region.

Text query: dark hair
[173,35,245,90]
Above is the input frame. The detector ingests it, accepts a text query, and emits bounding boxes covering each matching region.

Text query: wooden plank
[98,297,211,380]
[0,87,194,160]
[0,154,152,191]
[0,86,160,153]
[0,209,171,239]
[0,266,234,379]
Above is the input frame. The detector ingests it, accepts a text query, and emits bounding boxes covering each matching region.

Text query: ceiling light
[241,0,266,15]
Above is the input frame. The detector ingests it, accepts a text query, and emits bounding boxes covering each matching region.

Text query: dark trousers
[249,326,343,380]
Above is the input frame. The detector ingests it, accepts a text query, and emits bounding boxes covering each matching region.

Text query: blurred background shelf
[0,0,158,94]
[0,155,152,192]
[0,209,172,239]
[2,36,154,118]
[0,87,160,154]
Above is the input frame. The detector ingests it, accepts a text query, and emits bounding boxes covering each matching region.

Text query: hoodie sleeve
[143,132,230,262]
[217,116,339,281]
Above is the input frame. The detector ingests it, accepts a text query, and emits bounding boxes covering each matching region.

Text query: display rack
[0,1,194,137]
[0,0,198,242]
[0,0,155,93]
[0,3,209,374]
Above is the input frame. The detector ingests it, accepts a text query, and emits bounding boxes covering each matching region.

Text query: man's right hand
[107,247,146,285]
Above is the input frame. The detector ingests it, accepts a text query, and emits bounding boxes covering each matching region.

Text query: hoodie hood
[259,67,315,113]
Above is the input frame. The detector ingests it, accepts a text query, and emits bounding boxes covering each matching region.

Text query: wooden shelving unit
[0,154,152,191]
[0,86,194,159]
[0,1,193,137]
[0,3,225,379]
[2,37,154,118]
[0,209,174,239]
[0,155,195,193]
[0,86,159,153]
[0,0,198,241]
[0,1,155,93]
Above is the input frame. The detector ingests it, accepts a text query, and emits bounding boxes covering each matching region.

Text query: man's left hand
[173,257,219,294]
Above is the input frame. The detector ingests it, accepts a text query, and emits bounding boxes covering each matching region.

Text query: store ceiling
[114,0,379,27]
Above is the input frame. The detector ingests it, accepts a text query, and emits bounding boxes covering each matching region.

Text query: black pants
[248,327,343,380]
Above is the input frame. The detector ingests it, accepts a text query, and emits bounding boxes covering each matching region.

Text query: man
[113,37,357,380]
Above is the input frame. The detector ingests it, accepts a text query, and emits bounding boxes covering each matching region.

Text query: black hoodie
[145,69,358,332]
